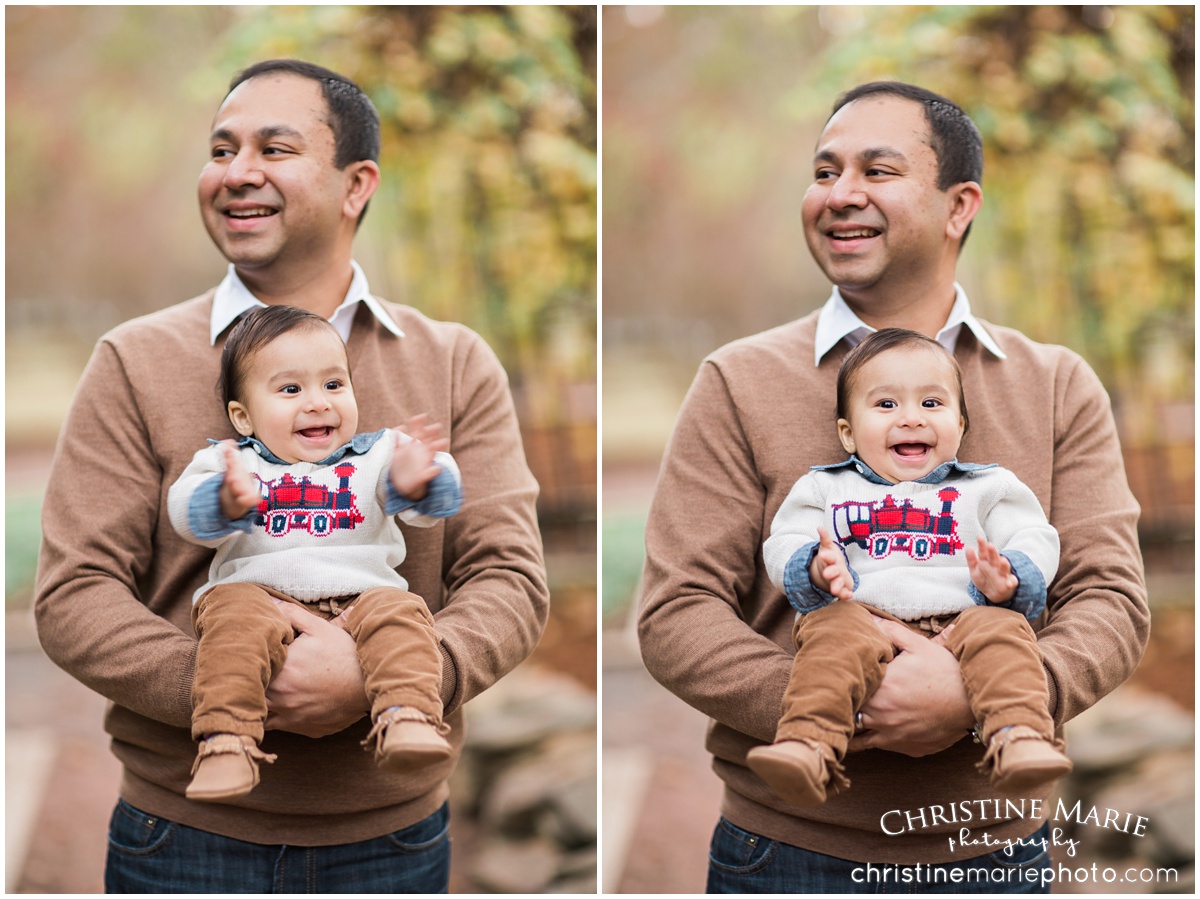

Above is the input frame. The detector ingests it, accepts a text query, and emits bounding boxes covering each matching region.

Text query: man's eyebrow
[813,146,909,166]
[209,125,306,144]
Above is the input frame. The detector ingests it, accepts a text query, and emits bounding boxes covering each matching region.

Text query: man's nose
[223,149,265,189]
[826,171,868,210]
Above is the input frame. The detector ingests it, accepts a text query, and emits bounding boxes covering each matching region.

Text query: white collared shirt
[812,283,1006,366]
[209,260,406,345]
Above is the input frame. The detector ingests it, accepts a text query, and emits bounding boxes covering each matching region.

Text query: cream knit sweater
[763,462,1059,620]
[168,431,460,602]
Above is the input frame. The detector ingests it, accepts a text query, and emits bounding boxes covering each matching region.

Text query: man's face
[198,74,350,275]
[801,95,958,301]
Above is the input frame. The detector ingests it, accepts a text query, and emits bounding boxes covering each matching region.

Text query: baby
[169,304,461,802]
[748,328,1072,806]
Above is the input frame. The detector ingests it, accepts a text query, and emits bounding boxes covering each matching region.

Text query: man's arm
[638,360,794,745]
[429,335,550,715]
[1037,355,1149,724]
[34,339,197,729]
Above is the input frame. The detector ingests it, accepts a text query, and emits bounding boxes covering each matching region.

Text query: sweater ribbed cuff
[438,642,459,713]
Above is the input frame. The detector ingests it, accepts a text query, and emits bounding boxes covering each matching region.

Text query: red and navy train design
[830,487,963,561]
[253,462,364,537]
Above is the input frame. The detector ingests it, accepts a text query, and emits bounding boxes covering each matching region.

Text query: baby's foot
[986,726,1073,793]
[187,733,276,803]
[747,738,839,807]
[363,706,452,774]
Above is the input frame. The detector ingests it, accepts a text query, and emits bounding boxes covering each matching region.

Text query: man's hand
[849,617,974,757]
[966,536,1017,604]
[265,601,370,738]
[810,526,855,601]
[219,442,259,520]
[390,415,449,500]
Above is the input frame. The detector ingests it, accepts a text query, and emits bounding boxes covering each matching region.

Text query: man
[638,82,1148,892]
[34,60,548,892]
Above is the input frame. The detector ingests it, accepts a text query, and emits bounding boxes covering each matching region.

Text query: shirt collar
[210,429,388,466]
[812,454,996,485]
[209,260,405,345]
[813,283,1007,365]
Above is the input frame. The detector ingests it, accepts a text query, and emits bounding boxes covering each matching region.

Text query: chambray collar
[209,260,405,345]
[812,454,997,486]
[207,428,389,466]
[813,283,1007,366]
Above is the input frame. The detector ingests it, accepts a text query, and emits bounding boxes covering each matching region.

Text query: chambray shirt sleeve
[968,468,1060,621]
[166,444,255,547]
[763,471,859,614]
[387,451,463,524]
[187,473,256,540]
[970,550,1046,620]
[782,541,860,613]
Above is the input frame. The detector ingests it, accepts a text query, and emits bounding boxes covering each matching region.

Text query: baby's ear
[836,418,856,455]
[227,401,255,437]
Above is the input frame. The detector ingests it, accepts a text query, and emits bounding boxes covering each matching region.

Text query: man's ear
[837,418,856,455]
[945,181,982,244]
[227,401,255,437]
[342,160,381,223]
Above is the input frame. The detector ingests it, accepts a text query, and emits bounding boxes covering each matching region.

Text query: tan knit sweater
[638,311,1148,864]
[35,292,548,845]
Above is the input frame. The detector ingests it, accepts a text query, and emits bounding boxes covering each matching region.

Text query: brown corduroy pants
[775,600,1053,758]
[191,583,443,742]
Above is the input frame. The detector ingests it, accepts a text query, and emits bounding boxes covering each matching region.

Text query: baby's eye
[923,398,944,408]
[280,385,300,395]
[324,380,343,391]
[877,399,897,409]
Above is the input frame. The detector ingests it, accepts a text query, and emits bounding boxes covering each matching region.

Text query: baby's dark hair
[836,328,970,435]
[218,305,344,408]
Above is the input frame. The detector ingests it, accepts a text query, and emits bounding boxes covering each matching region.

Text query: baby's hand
[389,415,449,500]
[810,526,854,601]
[219,442,259,520]
[966,536,1018,604]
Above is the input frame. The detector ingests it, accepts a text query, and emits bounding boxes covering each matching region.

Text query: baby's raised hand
[811,526,854,601]
[966,536,1018,604]
[219,441,259,520]
[389,415,449,500]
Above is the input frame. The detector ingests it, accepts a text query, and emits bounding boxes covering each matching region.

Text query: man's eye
[814,170,837,182]
[211,147,234,159]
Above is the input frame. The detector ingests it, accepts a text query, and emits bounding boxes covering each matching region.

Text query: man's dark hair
[832,81,983,246]
[218,305,347,410]
[229,59,381,226]
[836,328,970,436]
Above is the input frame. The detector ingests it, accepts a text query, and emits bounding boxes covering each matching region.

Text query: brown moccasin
[186,734,277,803]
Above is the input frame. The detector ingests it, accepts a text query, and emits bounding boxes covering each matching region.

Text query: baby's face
[837,344,964,483]
[227,325,358,463]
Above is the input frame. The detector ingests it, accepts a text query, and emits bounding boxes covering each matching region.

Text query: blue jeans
[706,817,1052,894]
[105,799,450,893]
